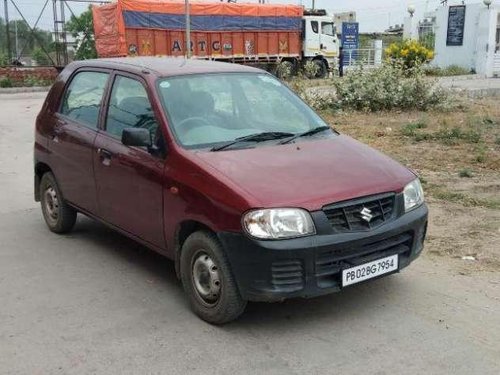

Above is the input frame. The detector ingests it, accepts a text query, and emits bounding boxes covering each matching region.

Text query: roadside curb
[0,86,51,94]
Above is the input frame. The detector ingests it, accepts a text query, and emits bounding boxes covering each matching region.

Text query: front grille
[323,194,395,233]
[315,232,413,288]
[271,260,304,292]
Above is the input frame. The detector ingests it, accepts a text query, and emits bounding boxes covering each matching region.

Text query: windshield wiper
[210,132,294,152]
[279,126,332,145]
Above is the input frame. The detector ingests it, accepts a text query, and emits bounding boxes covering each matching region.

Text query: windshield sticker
[258,75,282,86]
[159,81,171,89]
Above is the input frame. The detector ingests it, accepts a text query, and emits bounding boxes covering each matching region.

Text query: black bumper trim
[218,203,428,302]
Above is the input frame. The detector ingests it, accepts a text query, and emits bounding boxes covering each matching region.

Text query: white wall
[432,3,499,77]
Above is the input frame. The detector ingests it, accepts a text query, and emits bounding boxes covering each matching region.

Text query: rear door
[50,69,110,213]
[93,72,166,248]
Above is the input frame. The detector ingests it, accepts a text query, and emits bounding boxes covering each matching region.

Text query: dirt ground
[321,97,500,273]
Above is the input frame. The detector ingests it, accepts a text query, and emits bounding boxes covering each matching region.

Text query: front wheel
[40,172,77,233]
[180,231,247,324]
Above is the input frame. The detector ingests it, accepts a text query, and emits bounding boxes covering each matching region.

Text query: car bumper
[218,203,428,302]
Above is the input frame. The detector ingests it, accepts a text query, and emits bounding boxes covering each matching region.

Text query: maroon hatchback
[34,57,427,324]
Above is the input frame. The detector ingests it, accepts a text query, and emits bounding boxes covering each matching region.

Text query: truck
[92,0,339,78]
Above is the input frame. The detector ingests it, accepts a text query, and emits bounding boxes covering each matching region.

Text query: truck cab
[302,9,339,75]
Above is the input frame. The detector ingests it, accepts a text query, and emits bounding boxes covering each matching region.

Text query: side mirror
[122,128,152,148]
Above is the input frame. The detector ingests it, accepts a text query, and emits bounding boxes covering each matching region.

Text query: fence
[342,48,384,70]
[418,24,436,50]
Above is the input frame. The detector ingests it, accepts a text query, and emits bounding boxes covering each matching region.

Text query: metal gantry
[2,0,109,67]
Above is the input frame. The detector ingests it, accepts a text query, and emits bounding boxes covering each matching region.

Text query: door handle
[98,148,112,158]
[97,148,113,166]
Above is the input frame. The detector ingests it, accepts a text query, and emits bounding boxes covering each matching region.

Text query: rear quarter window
[60,71,109,128]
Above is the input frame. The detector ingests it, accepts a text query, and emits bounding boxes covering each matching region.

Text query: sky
[2,0,499,33]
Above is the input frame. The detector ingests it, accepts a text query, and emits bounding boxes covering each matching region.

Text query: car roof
[67,57,264,77]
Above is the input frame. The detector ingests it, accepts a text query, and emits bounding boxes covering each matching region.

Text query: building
[432,2,500,77]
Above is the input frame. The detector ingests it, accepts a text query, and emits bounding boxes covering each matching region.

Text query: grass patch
[400,120,428,137]
[458,168,473,178]
[399,123,481,145]
[474,145,488,164]
[434,127,481,145]
[427,184,500,209]
[425,65,472,77]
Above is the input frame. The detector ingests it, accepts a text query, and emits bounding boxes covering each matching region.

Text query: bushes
[0,77,13,88]
[0,53,8,68]
[385,40,434,70]
[329,63,448,112]
[289,61,449,112]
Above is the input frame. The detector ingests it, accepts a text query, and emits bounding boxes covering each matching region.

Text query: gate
[494,53,500,76]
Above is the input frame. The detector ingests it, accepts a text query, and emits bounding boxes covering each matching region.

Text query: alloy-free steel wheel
[40,172,77,233]
[180,231,246,324]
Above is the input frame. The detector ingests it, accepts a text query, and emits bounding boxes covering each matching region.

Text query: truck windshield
[157,73,332,150]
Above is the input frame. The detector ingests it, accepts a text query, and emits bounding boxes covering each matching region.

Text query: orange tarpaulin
[118,0,302,17]
[92,0,304,58]
[92,2,127,57]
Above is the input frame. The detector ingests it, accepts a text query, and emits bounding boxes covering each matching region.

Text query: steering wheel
[176,116,212,137]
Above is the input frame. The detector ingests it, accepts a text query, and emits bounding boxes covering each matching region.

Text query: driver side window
[105,76,159,141]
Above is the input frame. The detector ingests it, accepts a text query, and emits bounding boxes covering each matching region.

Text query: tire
[40,172,77,234]
[313,59,327,79]
[180,231,247,324]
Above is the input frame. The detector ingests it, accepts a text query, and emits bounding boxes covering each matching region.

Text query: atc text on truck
[92,0,339,78]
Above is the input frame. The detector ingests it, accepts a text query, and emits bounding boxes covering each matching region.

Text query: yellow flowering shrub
[385,39,434,70]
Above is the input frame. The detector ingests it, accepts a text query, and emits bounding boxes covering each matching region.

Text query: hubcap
[192,252,221,306]
[44,186,59,223]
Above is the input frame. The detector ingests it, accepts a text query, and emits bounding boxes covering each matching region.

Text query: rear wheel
[180,231,247,324]
[312,59,328,79]
[40,172,77,233]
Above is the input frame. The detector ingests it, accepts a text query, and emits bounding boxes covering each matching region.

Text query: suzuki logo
[360,207,373,222]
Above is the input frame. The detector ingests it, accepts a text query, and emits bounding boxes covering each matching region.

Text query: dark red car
[34,57,427,324]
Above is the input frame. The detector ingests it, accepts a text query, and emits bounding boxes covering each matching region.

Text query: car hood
[193,135,416,211]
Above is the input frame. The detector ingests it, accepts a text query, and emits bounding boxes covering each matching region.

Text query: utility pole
[4,0,12,63]
[185,0,191,58]
[312,0,315,9]
[15,19,18,60]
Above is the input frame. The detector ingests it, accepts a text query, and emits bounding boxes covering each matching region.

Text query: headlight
[242,208,316,239]
[404,179,424,212]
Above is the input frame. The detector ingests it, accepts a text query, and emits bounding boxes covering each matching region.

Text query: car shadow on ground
[66,214,407,329]
[69,215,182,290]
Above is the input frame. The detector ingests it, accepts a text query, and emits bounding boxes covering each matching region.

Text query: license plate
[342,254,399,287]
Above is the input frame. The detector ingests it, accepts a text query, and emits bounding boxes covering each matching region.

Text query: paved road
[1,92,499,374]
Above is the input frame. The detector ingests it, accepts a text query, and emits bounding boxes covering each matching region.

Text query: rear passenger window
[105,76,159,139]
[60,71,109,128]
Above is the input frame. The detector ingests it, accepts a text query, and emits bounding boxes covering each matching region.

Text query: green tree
[32,47,50,65]
[65,7,97,60]
[0,17,53,61]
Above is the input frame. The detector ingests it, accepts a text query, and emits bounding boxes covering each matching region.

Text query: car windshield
[156,73,332,149]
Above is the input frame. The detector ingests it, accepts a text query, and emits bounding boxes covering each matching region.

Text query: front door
[320,21,338,58]
[50,70,110,213]
[93,73,166,248]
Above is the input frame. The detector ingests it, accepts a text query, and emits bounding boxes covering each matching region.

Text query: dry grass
[320,97,500,271]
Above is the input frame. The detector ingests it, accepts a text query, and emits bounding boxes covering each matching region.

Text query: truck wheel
[180,231,247,324]
[40,172,77,233]
[313,59,327,79]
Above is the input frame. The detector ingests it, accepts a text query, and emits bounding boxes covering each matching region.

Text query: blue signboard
[341,22,359,64]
